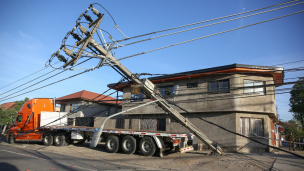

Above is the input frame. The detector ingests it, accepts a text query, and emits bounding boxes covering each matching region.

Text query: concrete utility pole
[53,4,222,154]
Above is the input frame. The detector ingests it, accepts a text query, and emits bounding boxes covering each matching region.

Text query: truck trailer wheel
[9,133,15,144]
[139,137,156,156]
[43,133,54,146]
[105,135,119,153]
[121,135,136,154]
[54,133,67,146]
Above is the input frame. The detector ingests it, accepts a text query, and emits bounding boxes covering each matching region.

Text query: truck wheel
[54,133,67,146]
[43,133,54,146]
[121,135,136,154]
[139,137,156,156]
[105,135,119,153]
[9,133,15,144]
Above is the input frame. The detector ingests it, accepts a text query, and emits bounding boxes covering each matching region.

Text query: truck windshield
[16,115,22,123]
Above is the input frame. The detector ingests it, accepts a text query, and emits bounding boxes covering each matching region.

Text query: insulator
[63,48,74,57]
[55,48,61,55]
[79,25,89,35]
[57,55,67,63]
[85,7,90,13]
[91,7,102,17]
[84,14,93,23]
[92,7,99,15]
[71,32,81,41]
[72,27,76,32]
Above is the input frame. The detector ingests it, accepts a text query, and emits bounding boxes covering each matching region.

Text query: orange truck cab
[6,98,54,143]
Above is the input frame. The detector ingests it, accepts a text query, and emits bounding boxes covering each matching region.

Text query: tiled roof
[0,102,16,110]
[56,90,121,106]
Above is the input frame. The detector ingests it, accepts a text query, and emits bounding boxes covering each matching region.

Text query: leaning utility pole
[52,4,222,154]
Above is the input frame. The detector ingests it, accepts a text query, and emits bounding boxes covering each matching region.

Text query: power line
[0,69,90,103]
[115,0,300,43]
[0,58,92,102]
[272,59,304,66]
[0,69,57,96]
[118,10,304,61]
[117,2,304,48]
[0,62,60,90]
[41,77,127,127]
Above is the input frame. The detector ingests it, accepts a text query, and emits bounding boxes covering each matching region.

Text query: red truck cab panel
[6,98,55,141]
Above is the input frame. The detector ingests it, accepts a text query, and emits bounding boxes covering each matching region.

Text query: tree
[289,77,304,131]
[284,120,304,140]
[0,97,30,125]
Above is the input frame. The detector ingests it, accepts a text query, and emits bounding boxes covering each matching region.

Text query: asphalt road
[0,144,149,171]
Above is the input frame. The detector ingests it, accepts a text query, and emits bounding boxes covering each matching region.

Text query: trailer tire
[105,135,119,153]
[9,133,15,144]
[121,135,136,154]
[139,137,156,156]
[43,133,54,146]
[54,133,67,146]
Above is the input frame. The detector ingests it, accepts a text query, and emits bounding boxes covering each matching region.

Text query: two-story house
[107,64,284,153]
[56,90,122,126]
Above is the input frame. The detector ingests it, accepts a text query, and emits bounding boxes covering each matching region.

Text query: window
[244,80,265,95]
[159,85,178,97]
[61,105,66,112]
[240,118,263,137]
[105,109,109,116]
[208,79,230,93]
[71,104,78,111]
[131,93,144,102]
[16,115,22,123]
[187,83,198,88]
[64,105,68,112]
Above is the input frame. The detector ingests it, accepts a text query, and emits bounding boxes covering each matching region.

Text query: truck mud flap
[152,136,165,149]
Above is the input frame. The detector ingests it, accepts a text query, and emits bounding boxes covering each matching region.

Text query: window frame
[187,82,198,88]
[130,93,144,102]
[240,117,264,137]
[243,79,266,95]
[159,85,178,97]
[16,115,22,123]
[208,79,230,94]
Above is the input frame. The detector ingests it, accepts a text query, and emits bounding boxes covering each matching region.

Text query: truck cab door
[23,112,34,131]
[12,114,24,140]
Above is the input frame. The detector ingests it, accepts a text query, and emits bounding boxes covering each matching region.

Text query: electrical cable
[0,68,91,103]
[171,103,304,159]
[115,0,301,43]
[0,62,60,90]
[41,77,127,127]
[0,70,57,96]
[92,3,117,26]
[118,10,304,61]
[0,58,92,101]
[117,2,304,48]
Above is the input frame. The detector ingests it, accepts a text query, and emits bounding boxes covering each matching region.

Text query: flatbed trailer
[41,125,194,157]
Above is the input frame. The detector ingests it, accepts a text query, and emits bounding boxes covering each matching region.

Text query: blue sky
[0,0,303,121]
